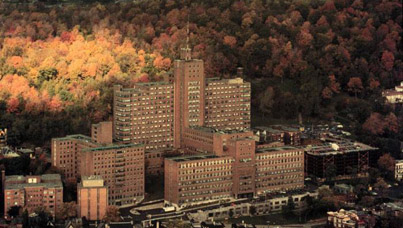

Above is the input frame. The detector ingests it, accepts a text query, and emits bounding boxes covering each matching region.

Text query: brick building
[113,82,174,150]
[164,142,305,206]
[113,47,251,150]
[80,143,144,206]
[78,176,108,221]
[4,174,63,217]
[51,122,145,207]
[182,126,254,156]
[255,146,304,195]
[164,154,234,206]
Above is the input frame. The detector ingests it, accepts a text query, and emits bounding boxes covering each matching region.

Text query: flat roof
[5,174,62,190]
[189,126,251,135]
[166,154,223,162]
[82,143,143,152]
[81,175,104,181]
[256,146,299,153]
[53,134,94,142]
[305,142,377,156]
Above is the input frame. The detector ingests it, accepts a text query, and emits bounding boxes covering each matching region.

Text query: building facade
[51,122,145,207]
[78,176,108,221]
[80,143,144,206]
[4,174,63,217]
[255,146,304,195]
[113,82,174,150]
[113,48,251,150]
[0,128,6,146]
[164,155,234,206]
[305,142,378,181]
[395,160,403,181]
[164,143,305,206]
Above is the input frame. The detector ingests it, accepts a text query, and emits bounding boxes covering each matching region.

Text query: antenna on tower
[186,14,190,49]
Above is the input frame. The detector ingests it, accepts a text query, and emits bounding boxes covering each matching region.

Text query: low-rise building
[164,154,234,207]
[0,128,7,146]
[4,174,63,217]
[383,81,403,104]
[78,176,108,221]
[395,160,403,181]
[255,146,304,195]
[52,122,145,207]
[305,142,378,182]
[327,209,375,228]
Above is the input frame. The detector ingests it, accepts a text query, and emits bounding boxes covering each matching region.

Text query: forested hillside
[0,0,401,149]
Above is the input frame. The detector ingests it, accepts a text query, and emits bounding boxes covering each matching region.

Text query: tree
[249,205,256,215]
[378,153,395,179]
[359,196,375,207]
[7,205,22,218]
[103,206,121,223]
[347,77,363,98]
[374,177,388,195]
[56,202,77,220]
[282,196,296,217]
[384,113,398,133]
[362,113,385,135]
[381,50,394,71]
[258,86,275,117]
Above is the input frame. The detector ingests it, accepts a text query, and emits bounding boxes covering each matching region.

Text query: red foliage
[384,113,398,133]
[381,50,394,71]
[7,97,20,113]
[362,112,385,135]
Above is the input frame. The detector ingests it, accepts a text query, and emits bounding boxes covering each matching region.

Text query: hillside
[0,0,401,148]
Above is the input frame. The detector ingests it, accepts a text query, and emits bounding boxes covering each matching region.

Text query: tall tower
[173,45,205,148]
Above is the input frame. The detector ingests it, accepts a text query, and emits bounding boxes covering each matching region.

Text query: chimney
[237,67,243,78]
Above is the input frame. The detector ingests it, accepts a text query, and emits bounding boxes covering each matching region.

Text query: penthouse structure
[255,126,301,146]
[305,142,378,181]
[51,122,145,207]
[4,174,63,217]
[78,176,108,221]
[113,47,251,150]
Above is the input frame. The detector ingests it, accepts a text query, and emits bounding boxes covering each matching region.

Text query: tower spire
[186,14,190,49]
[180,14,192,61]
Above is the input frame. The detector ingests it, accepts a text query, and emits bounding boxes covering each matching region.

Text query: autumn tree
[362,112,385,135]
[377,153,395,177]
[347,77,363,98]
[103,206,121,223]
[381,50,394,71]
[56,202,77,220]
[258,86,275,117]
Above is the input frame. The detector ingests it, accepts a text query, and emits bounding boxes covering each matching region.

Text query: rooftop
[53,134,94,143]
[82,143,143,152]
[256,146,300,153]
[5,174,62,190]
[166,154,224,162]
[305,142,377,155]
[189,126,251,135]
